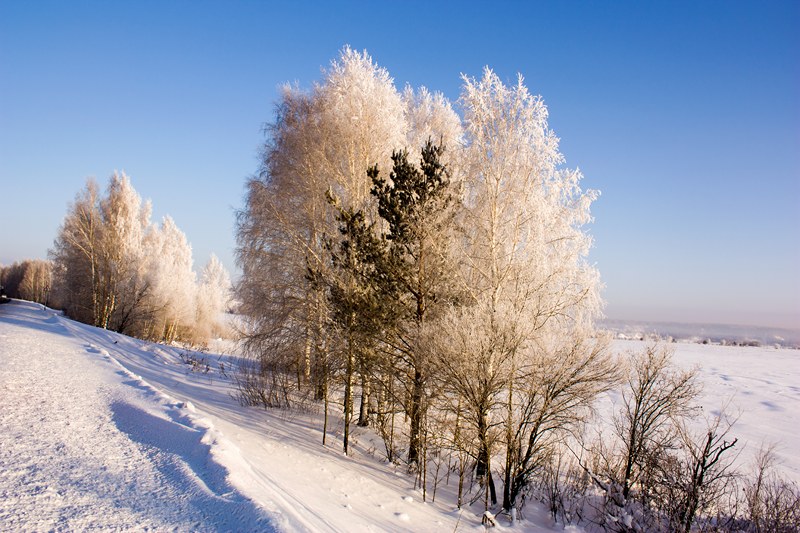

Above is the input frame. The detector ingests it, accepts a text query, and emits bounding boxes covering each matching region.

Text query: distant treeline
[0,259,52,305]
[2,173,233,347]
[601,319,800,349]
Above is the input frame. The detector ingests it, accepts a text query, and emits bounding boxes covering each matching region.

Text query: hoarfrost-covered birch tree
[236,47,407,421]
[236,88,327,380]
[147,216,197,343]
[438,68,608,511]
[195,254,233,340]
[99,173,154,335]
[402,86,463,167]
[50,178,105,326]
[316,47,406,210]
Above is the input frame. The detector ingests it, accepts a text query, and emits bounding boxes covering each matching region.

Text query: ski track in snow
[30,309,461,532]
[0,301,275,532]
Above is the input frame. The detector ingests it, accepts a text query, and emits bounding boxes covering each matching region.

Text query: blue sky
[1,1,798,329]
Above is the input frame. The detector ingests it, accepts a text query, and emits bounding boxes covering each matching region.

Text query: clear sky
[1,1,798,329]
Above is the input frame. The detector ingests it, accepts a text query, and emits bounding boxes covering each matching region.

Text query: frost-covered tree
[99,173,154,335]
[434,68,605,509]
[50,178,106,326]
[402,86,463,167]
[147,216,197,343]
[236,87,326,378]
[195,254,233,340]
[236,46,407,415]
[315,46,407,209]
[19,260,53,305]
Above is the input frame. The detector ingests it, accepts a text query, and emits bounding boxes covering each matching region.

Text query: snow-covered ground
[606,339,800,484]
[0,300,473,532]
[1,299,798,531]
[0,300,275,531]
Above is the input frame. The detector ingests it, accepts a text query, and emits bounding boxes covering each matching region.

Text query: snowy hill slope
[0,300,479,532]
[2,299,799,531]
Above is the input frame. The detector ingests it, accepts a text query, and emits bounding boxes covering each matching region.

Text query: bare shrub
[536,448,591,526]
[233,357,298,409]
[744,446,800,532]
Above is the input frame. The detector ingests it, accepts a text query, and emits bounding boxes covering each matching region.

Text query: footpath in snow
[0,300,276,531]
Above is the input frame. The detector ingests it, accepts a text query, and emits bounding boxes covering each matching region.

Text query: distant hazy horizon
[603,304,799,332]
[1,251,796,331]
[600,317,800,348]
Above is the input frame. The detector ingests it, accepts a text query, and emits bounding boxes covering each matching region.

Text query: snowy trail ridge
[0,300,276,531]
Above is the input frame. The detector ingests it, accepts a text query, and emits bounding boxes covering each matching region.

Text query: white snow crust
[0,301,275,531]
[1,299,798,531]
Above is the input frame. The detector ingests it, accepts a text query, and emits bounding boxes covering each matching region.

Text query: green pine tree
[369,140,459,468]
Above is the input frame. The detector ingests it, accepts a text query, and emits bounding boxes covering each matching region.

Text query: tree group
[0,259,53,305]
[49,172,231,344]
[236,47,612,512]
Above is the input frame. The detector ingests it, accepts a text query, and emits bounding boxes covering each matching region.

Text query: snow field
[600,340,800,483]
[2,300,798,531]
[649,340,800,482]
